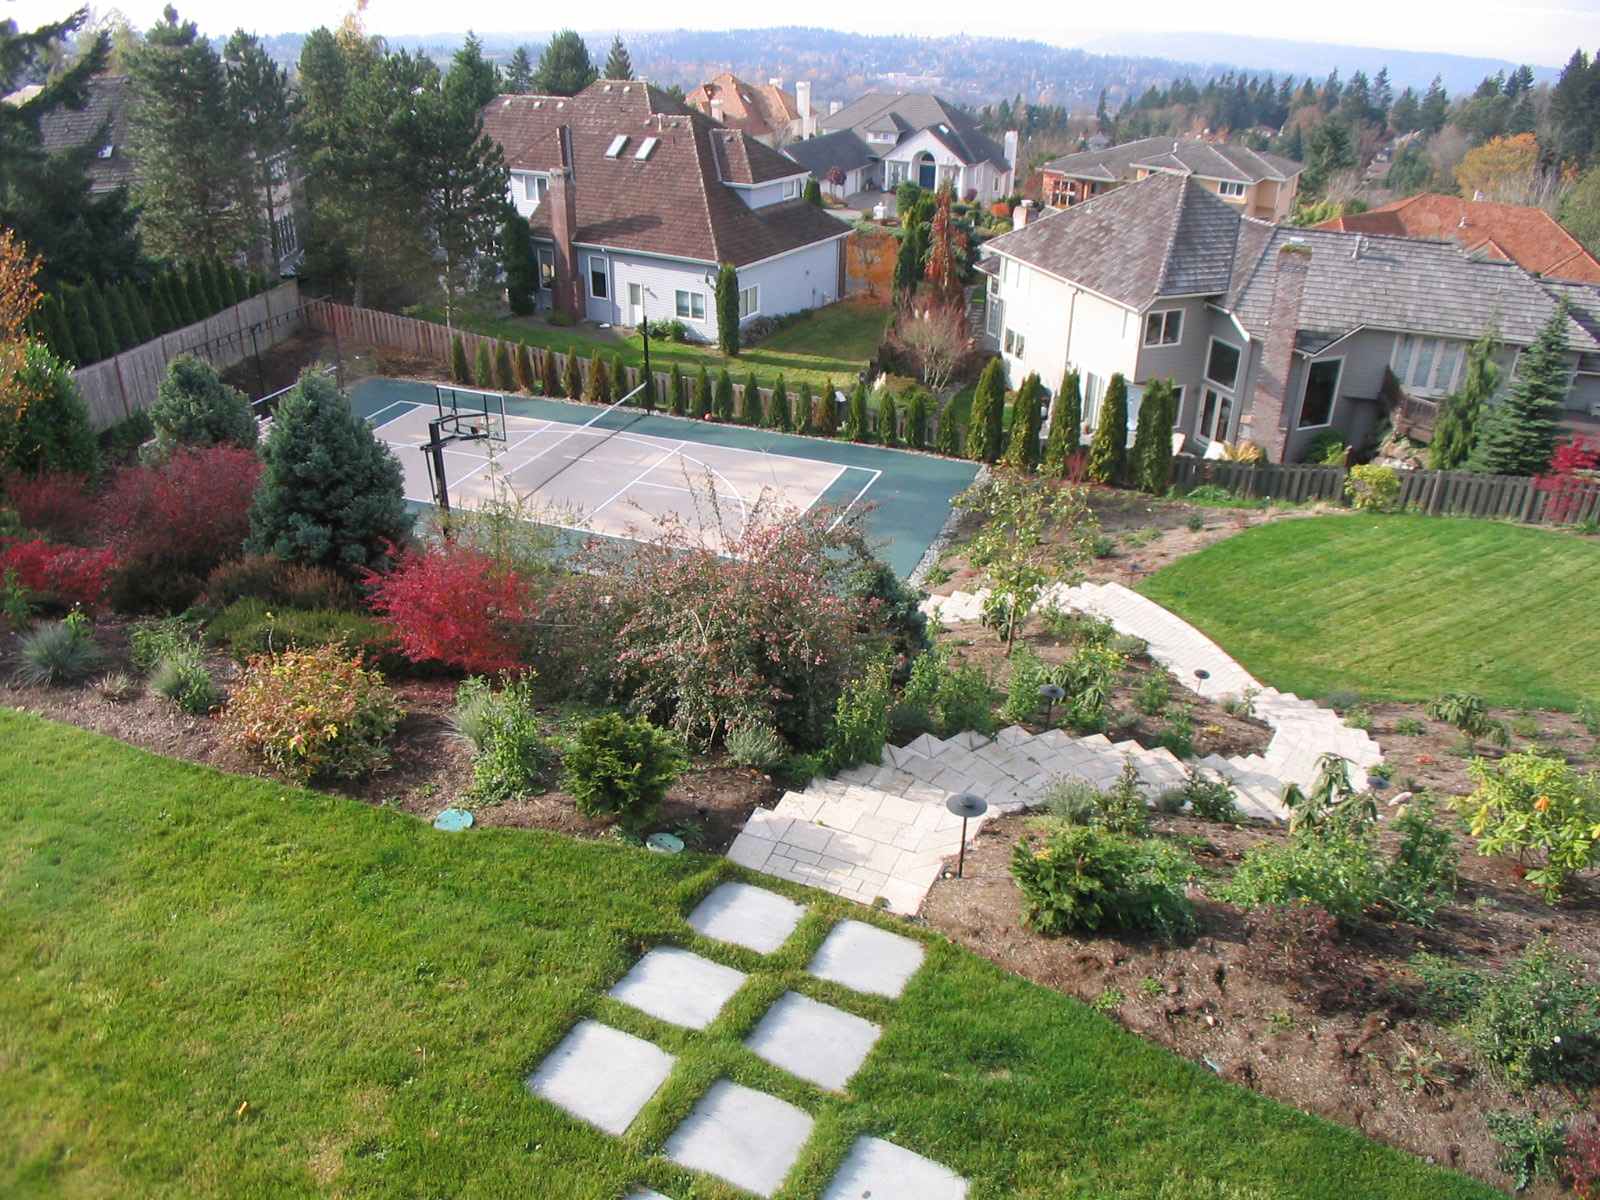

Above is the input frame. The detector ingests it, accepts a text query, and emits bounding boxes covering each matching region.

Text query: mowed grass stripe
[1139,514,1600,708]
[0,711,1499,1198]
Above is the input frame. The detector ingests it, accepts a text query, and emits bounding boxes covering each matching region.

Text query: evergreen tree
[1002,372,1043,470]
[893,221,925,299]
[562,347,582,398]
[934,397,959,455]
[1419,75,1449,134]
[803,178,823,207]
[693,365,712,418]
[87,283,123,356]
[475,340,495,390]
[1131,379,1176,494]
[64,287,103,364]
[534,30,598,96]
[1086,373,1129,484]
[1041,369,1082,477]
[450,334,471,384]
[0,343,98,476]
[602,35,633,81]
[203,258,229,312]
[248,369,413,574]
[816,380,839,436]
[767,376,789,431]
[493,342,516,392]
[965,358,1005,462]
[39,293,79,367]
[147,278,177,335]
[1430,330,1499,470]
[224,30,295,274]
[167,270,198,326]
[503,214,536,315]
[103,281,139,350]
[512,344,534,392]
[1467,303,1570,476]
[1303,119,1355,196]
[739,371,761,423]
[121,282,156,344]
[185,261,216,317]
[540,347,560,397]
[505,46,535,94]
[148,354,257,454]
[587,350,611,403]
[446,32,500,110]
[638,360,656,411]
[906,388,929,450]
[715,262,740,356]
[879,389,899,446]
[668,364,686,416]
[845,381,870,441]
[713,368,735,420]
[796,381,815,434]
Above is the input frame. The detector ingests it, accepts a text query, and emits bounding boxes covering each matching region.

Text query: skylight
[605,135,629,158]
[634,137,659,161]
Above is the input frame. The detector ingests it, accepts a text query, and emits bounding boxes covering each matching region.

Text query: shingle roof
[818,92,1009,169]
[1315,193,1600,284]
[1044,136,1301,185]
[35,74,134,193]
[982,173,1242,308]
[684,73,806,140]
[482,81,841,268]
[782,129,876,176]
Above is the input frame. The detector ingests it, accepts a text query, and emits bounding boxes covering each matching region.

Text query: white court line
[587,439,690,518]
[364,400,416,431]
[827,468,884,531]
[449,419,555,491]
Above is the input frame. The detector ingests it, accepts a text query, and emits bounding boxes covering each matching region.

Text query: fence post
[1518,477,1539,523]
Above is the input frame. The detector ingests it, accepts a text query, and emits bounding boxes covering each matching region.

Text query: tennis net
[512,382,651,496]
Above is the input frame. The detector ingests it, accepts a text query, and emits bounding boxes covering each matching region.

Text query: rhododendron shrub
[365,541,536,674]
[1534,435,1600,524]
[1,471,98,544]
[0,538,116,610]
[99,445,262,612]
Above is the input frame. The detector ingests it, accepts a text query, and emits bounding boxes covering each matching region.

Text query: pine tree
[451,335,471,384]
[845,381,870,441]
[503,214,536,315]
[767,376,789,430]
[1002,372,1043,470]
[87,283,123,356]
[121,282,155,344]
[514,344,536,392]
[561,346,582,398]
[796,381,815,434]
[739,371,761,423]
[64,286,103,364]
[693,366,712,418]
[148,354,257,454]
[533,30,598,96]
[1086,373,1129,484]
[602,35,633,80]
[446,32,501,111]
[906,388,929,450]
[668,364,686,415]
[540,348,559,397]
[803,178,823,207]
[713,368,735,420]
[1131,379,1175,494]
[879,389,899,446]
[475,340,496,390]
[248,369,413,573]
[224,30,295,275]
[1467,302,1570,476]
[965,358,1005,461]
[1430,330,1499,470]
[587,350,611,404]
[494,342,516,392]
[715,262,740,356]
[505,45,535,94]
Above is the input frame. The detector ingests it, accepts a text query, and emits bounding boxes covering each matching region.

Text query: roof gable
[818,91,1008,168]
[1045,135,1301,185]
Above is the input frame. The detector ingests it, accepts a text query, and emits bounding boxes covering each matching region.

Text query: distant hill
[1079,31,1558,94]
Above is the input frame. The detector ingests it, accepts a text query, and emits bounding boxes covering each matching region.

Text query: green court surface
[349,377,979,578]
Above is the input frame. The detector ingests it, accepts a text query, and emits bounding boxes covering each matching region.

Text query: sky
[7,0,1599,68]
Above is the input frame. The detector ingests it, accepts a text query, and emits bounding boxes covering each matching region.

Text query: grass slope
[0,710,1499,1199]
[1139,514,1600,709]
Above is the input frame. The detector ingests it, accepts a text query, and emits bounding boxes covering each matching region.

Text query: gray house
[482,81,850,344]
[980,172,1600,463]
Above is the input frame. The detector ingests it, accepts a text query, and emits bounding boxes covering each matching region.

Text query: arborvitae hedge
[64,287,103,364]
[493,342,517,392]
[450,335,471,384]
[693,366,711,418]
[767,376,789,431]
[561,347,582,398]
[797,381,815,434]
[669,364,686,416]
[713,368,734,420]
[1086,372,1129,484]
[1042,369,1082,477]
[906,389,928,450]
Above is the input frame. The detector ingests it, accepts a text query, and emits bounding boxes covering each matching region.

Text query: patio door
[1195,387,1233,445]
[627,282,643,327]
[917,153,936,189]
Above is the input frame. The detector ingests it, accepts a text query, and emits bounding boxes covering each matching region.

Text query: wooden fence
[1172,456,1600,526]
[73,281,303,431]
[302,298,949,445]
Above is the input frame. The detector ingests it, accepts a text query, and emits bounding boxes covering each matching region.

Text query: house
[978,172,1600,463]
[1040,136,1302,223]
[783,92,1017,202]
[481,80,851,342]
[1316,193,1600,284]
[684,73,813,147]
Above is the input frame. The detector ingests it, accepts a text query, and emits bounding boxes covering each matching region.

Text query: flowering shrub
[100,445,261,612]
[221,644,401,783]
[1344,463,1400,511]
[1566,1116,1600,1199]
[1534,435,1600,524]
[365,541,536,674]
[1456,751,1600,901]
[1,471,98,543]
[0,538,116,610]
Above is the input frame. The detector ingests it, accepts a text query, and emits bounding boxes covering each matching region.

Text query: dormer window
[97,142,114,159]
[782,178,799,200]
[1217,180,1247,198]
[635,137,658,161]
[605,135,629,158]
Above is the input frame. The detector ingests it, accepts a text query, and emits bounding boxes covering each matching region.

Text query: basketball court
[350,377,980,577]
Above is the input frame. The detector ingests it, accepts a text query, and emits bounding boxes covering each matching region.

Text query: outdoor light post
[945,793,988,879]
[1039,682,1066,724]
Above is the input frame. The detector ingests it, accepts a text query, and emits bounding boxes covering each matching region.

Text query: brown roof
[1316,193,1600,283]
[685,73,805,140]
[481,81,842,268]
[36,74,135,193]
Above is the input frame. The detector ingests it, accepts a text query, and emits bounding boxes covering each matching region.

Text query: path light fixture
[945,793,988,879]
[1039,682,1066,723]
[1194,668,1209,684]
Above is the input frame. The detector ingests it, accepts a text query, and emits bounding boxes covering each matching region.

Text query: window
[738,285,759,320]
[1392,334,1468,395]
[985,280,1004,339]
[634,137,658,160]
[1170,386,1186,429]
[1299,358,1342,428]
[1003,327,1025,357]
[781,178,799,200]
[1082,372,1105,428]
[1217,180,1247,198]
[604,135,628,158]
[588,256,608,300]
[1205,339,1241,390]
[520,174,548,205]
[273,213,297,257]
[1195,387,1233,444]
[1143,309,1182,347]
[675,289,706,321]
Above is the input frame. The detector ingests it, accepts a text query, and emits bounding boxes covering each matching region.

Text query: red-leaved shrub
[99,445,262,612]
[0,538,117,610]
[1568,1116,1600,1199]
[365,541,535,674]
[1,472,100,544]
[1535,435,1600,524]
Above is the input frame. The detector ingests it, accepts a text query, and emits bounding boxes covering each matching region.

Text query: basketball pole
[427,417,452,515]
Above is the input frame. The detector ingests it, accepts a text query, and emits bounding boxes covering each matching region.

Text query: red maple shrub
[0,538,117,610]
[1,471,99,544]
[365,541,536,674]
[1534,435,1600,524]
[1568,1116,1600,1199]
[99,445,262,612]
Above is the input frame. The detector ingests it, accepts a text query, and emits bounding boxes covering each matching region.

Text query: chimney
[1242,240,1311,462]
[1012,200,1034,230]
[1003,129,1019,178]
[547,125,583,321]
[796,80,813,138]
[710,97,723,124]
[829,99,842,116]
[769,77,783,90]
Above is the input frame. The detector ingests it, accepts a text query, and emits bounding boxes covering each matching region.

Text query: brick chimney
[547,125,582,321]
[1242,240,1311,461]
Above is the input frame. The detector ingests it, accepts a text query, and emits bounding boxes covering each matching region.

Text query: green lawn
[423,298,890,394]
[1139,514,1600,709]
[0,710,1499,1199]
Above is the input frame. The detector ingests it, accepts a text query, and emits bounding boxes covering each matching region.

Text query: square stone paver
[745,991,881,1091]
[608,946,746,1030]
[687,881,805,954]
[524,1020,673,1136]
[662,1079,814,1197]
[626,1192,674,1200]
[807,919,926,998]
[821,1136,968,1200]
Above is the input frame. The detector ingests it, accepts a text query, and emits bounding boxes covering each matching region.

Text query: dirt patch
[922,811,1600,1197]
